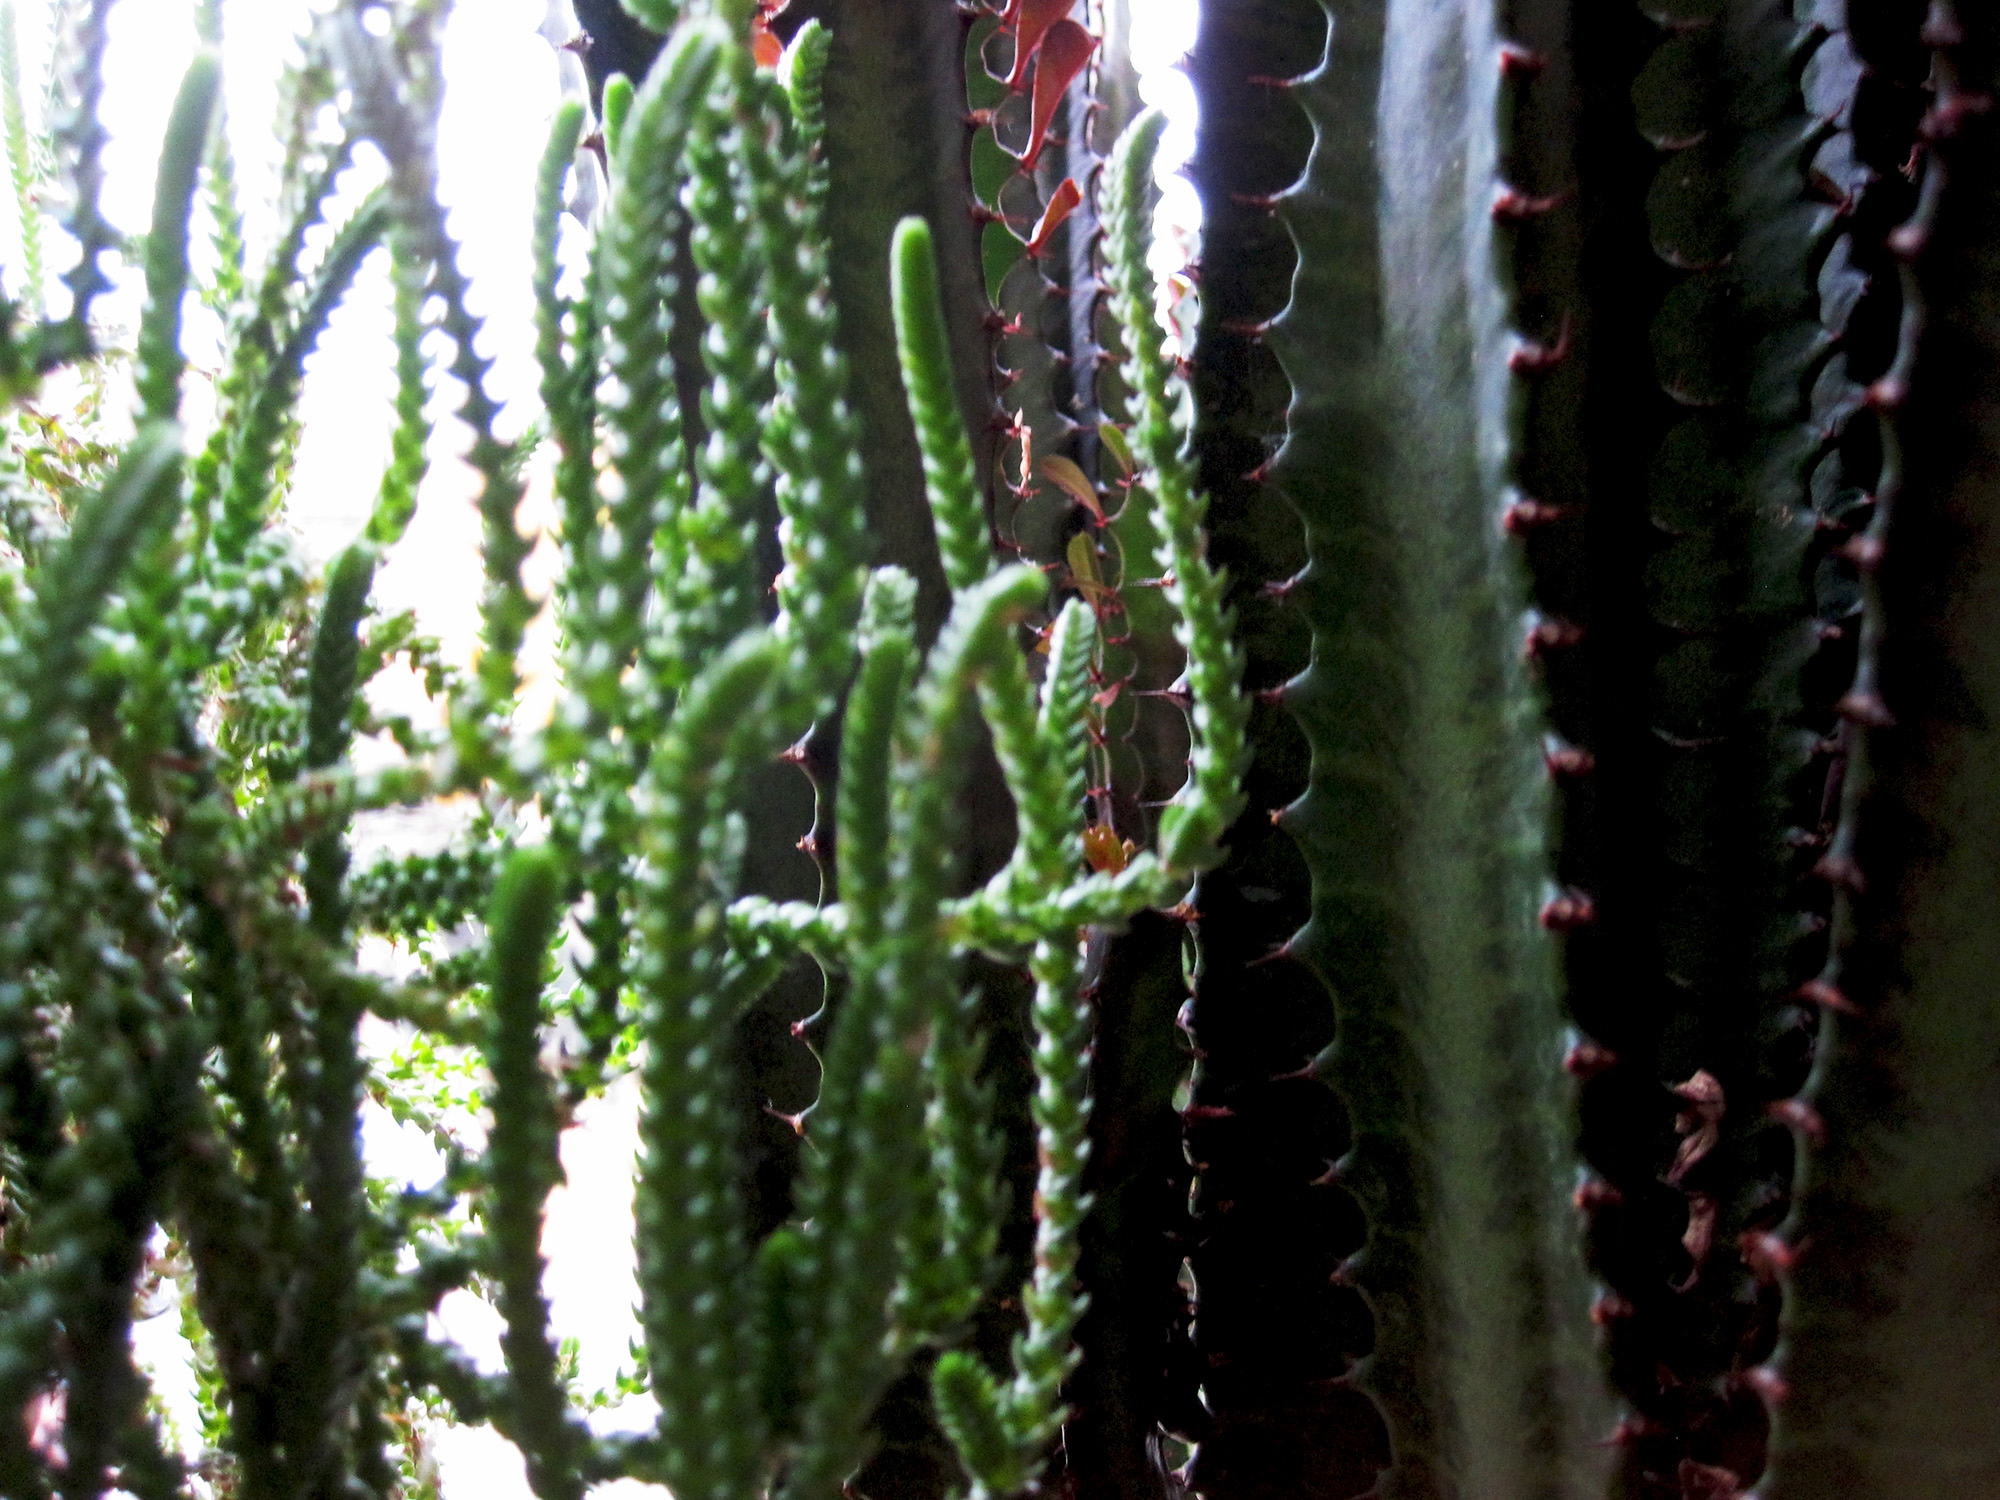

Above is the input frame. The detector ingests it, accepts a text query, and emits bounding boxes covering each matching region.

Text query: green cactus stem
[1763,10,2000,1497]
[1252,0,1613,1493]
[484,847,589,1500]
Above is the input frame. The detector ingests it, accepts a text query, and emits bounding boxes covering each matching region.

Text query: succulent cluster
[2,0,1998,1496]
[0,0,1247,1497]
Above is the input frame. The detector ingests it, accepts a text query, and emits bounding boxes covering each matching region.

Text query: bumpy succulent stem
[1104,112,1250,878]
[632,631,785,1500]
[133,51,218,425]
[484,848,589,1500]
[0,4,43,317]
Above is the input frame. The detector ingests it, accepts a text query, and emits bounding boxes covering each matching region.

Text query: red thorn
[967,202,1009,228]
[1228,190,1284,213]
[1920,6,1965,46]
[1309,1158,1340,1186]
[1503,496,1570,534]
[1677,1459,1749,1500]
[1525,615,1584,658]
[1591,1293,1635,1326]
[1245,73,1297,91]
[1923,93,1992,140]
[1509,314,1572,374]
[765,1106,809,1136]
[1182,1103,1235,1121]
[1888,219,1930,260]
[1540,888,1596,932]
[1573,1176,1624,1210]
[1491,186,1567,224]
[1594,1416,1663,1449]
[1768,1097,1825,1144]
[1839,532,1885,570]
[1219,316,1273,343]
[1812,851,1866,891]
[1566,1039,1617,1077]
[796,832,821,858]
[1545,742,1596,779]
[1796,978,1858,1014]
[1815,620,1847,642]
[1262,571,1304,600]
[1866,375,1908,411]
[1254,684,1287,705]
[1836,690,1895,728]
[1498,42,1545,78]
[1243,458,1273,485]
[1739,1229,1794,1282]
[1247,939,1297,968]
[1743,1365,1790,1407]
[1165,901,1201,925]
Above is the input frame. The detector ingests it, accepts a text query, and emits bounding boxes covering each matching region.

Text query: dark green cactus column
[1765,9,2000,1498]
[1179,1,1384,1496]
[1206,0,1616,1492]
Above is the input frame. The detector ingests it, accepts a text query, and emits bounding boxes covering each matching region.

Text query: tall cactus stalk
[2,2,2000,1499]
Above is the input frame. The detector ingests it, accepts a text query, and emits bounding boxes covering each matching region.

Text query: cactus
[3,1,2000,1498]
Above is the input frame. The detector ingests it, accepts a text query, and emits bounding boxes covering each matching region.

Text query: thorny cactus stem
[9,3,2000,1500]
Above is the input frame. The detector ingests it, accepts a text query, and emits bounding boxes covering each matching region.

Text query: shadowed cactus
[0,0,1997,1498]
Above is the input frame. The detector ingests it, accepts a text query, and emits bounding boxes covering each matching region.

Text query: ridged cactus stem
[133,51,218,425]
[780,20,830,214]
[1011,925,1093,1426]
[1104,111,1250,876]
[675,78,780,677]
[892,217,992,596]
[46,0,113,365]
[300,542,375,943]
[1765,12,2000,1494]
[366,228,430,549]
[784,565,1049,1500]
[1266,1,1613,1492]
[718,25,869,718]
[532,99,590,574]
[188,138,354,542]
[483,848,588,1500]
[210,190,390,576]
[632,632,784,1500]
[331,10,541,779]
[790,569,913,1290]
[0,4,43,317]
[592,23,721,718]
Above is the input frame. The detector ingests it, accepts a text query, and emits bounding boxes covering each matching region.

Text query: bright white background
[11,0,1201,1493]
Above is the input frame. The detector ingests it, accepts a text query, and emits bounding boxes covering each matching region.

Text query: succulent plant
[0,0,1995,1497]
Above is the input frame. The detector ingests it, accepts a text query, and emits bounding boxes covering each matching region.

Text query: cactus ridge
[1493,0,1858,1486]
[1761,6,2000,1497]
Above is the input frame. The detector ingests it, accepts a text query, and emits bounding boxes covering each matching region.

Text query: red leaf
[1022,20,1096,172]
[1025,177,1082,258]
[1006,0,1073,89]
